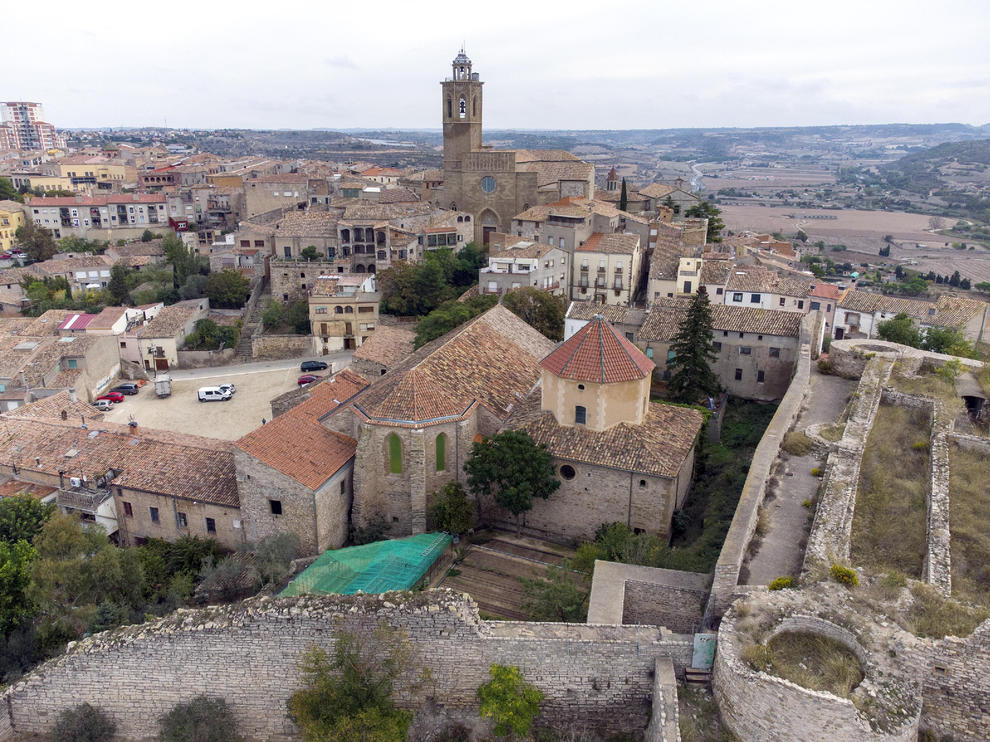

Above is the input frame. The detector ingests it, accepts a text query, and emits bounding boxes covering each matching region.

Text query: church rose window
[480,176,496,193]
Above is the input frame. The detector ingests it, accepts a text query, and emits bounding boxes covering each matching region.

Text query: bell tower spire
[441,48,483,170]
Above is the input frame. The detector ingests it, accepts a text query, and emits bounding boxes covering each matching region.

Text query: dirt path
[743,367,856,585]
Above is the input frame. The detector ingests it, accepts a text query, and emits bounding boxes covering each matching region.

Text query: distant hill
[880,139,990,194]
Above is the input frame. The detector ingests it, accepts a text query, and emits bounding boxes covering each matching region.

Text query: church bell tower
[441,48,483,170]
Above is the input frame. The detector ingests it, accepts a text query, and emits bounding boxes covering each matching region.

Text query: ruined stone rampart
[2,590,690,741]
[706,313,815,619]
[803,356,891,569]
[924,620,990,742]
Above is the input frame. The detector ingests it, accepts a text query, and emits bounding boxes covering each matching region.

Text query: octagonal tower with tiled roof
[539,315,655,432]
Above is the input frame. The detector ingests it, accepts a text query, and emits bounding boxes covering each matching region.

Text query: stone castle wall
[924,621,990,742]
[2,591,692,741]
[251,334,315,360]
[707,312,815,619]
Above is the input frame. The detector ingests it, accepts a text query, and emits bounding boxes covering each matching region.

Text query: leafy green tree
[178,273,208,300]
[520,561,588,622]
[960,277,971,290]
[261,299,286,330]
[58,236,106,254]
[685,201,725,243]
[667,286,720,403]
[288,628,415,742]
[0,177,23,203]
[206,269,250,309]
[141,229,155,242]
[0,540,36,636]
[286,299,311,334]
[0,495,55,546]
[877,313,921,347]
[15,222,58,262]
[465,431,560,534]
[301,245,321,261]
[162,233,199,288]
[427,482,475,534]
[107,264,132,305]
[413,295,497,348]
[619,178,628,211]
[51,702,117,742]
[501,287,566,341]
[252,532,301,585]
[159,696,240,742]
[476,664,544,739]
[949,270,961,288]
[974,281,990,293]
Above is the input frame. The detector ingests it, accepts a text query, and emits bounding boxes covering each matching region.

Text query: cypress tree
[619,178,628,212]
[667,286,721,403]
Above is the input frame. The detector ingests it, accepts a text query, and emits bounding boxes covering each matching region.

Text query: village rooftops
[347,305,555,428]
[275,210,338,238]
[0,415,237,507]
[235,370,368,490]
[509,390,703,478]
[541,315,654,384]
[137,304,196,338]
[351,325,416,369]
[638,301,804,342]
[310,274,375,297]
[4,389,104,423]
[724,267,779,293]
[577,232,640,255]
[838,290,988,328]
[57,313,97,332]
[489,241,558,260]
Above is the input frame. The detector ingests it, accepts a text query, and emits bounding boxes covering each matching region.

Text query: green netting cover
[281,532,452,596]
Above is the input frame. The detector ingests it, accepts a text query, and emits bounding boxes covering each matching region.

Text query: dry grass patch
[746,631,864,699]
[781,431,813,456]
[948,444,990,607]
[678,686,739,742]
[889,361,962,409]
[902,583,990,639]
[818,423,845,442]
[851,405,929,578]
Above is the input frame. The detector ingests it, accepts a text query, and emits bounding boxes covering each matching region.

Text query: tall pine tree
[667,286,720,403]
[619,178,628,211]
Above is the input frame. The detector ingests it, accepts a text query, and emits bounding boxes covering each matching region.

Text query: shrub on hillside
[781,431,813,457]
[159,695,241,742]
[51,703,116,742]
[830,563,859,587]
[768,576,794,591]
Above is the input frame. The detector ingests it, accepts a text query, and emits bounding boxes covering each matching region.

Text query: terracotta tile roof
[235,370,366,490]
[22,310,76,336]
[275,210,338,238]
[773,274,815,297]
[809,283,842,300]
[5,389,104,423]
[377,187,420,204]
[513,393,703,478]
[541,316,654,383]
[577,232,639,255]
[0,479,57,500]
[933,294,988,327]
[0,415,237,507]
[639,301,802,341]
[514,158,594,187]
[138,304,196,338]
[725,267,778,293]
[513,204,553,222]
[565,301,640,324]
[638,182,679,199]
[352,325,416,368]
[649,240,686,281]
[349,305,555,428]
[513,149,582,163]
[838,290,929,319]
[360,167,403,177]
[404,169,443,182]
[489,241,558,260]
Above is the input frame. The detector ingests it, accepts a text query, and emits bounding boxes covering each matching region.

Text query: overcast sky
[7,0,989,131]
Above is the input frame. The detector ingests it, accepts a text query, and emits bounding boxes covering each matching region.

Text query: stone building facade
[438,50,593,244]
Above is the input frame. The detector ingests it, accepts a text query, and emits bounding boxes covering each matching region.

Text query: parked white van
[197,386,232,402]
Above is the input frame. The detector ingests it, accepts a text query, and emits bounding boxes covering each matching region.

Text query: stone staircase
[234,279,269,362]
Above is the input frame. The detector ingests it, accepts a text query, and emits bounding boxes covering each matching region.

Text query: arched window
[450,202,457,210]
[575,405,586,425]
[387,434,402,474]
[435,433,447,472]
[457,216,463,223]
[458,97,466,118]
[354,264,366,273]
[334,306,343,314]
[464,215,470,222]
[447,98,452,118]
[368,264,376,273]
[344,305,354,313]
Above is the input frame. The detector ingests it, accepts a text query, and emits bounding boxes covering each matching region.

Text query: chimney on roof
[69,388,77,402]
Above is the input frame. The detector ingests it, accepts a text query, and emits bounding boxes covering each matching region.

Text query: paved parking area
[102,367,318,441]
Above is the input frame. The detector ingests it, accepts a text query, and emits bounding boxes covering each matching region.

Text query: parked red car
[297,374,319,386]
[98,392,125,403]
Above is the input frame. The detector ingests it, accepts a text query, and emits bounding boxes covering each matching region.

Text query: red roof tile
[541,316,654,384]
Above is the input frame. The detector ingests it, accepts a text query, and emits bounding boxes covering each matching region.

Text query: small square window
[269,499,282,515]
[205,517,216,534]
[740,347,752,355]
[779,297,786,306]
[734,368,742,380]
[177,512,187,528]
[712,341,722,351]
[769,347,781,358]
[757,370,765,383]
[797,300,804,309]
[149,506,159,523]
[750,293,761,303]
[716,287,723,295]
[732,292,743,302]
[123,501,133,517]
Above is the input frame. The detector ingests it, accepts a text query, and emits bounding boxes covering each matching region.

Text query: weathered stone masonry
[3,590,692,741]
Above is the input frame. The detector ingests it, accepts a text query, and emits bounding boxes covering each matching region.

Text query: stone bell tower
[441,48,483,170]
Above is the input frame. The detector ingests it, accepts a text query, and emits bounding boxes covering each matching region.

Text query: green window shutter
[435,433,446,472]
[388,434,402,474]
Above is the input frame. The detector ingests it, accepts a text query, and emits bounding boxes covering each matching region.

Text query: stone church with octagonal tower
[439,49,595,245]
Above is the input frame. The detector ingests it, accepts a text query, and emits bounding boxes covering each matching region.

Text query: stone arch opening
[479,208,499,245]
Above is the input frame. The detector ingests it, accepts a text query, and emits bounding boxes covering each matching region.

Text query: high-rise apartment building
[0,101,65,151]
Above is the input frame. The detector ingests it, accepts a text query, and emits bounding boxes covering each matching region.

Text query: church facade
[439,50,594,245]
